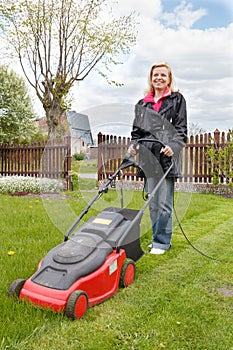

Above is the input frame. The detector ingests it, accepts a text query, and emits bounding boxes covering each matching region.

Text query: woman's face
[151,66,170,91]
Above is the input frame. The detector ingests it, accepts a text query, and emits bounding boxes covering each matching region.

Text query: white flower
[0,176,63,194]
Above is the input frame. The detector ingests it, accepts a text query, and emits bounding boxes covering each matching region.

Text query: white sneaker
[150,248,166,255]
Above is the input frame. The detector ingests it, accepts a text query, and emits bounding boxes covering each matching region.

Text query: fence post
[66,135,72,190]
[98,132,103,181]
[214,129,220,147]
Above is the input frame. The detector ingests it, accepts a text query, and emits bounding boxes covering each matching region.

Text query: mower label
[93,218,112,225]
[109,260,117,275]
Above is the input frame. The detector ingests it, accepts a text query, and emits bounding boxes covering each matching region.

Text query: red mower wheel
[66,290,88,320]
[120,259,136,288]
[8,279,26,298]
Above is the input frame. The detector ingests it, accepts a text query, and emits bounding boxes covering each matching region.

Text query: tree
[0,0,137,137]
[0,65,36,143]
[188,122,206,136]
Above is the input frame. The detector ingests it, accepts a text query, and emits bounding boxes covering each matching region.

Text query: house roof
[67,111,91,131]
[66,110,93,146]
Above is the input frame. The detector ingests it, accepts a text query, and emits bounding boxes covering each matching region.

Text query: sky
[1,0,232,140]
[70,0,233,140]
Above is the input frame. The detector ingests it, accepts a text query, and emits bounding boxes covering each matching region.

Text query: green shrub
[73,153,85,161]
[206,129,233,186]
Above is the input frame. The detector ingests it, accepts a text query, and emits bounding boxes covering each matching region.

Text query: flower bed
[0,176,64,194]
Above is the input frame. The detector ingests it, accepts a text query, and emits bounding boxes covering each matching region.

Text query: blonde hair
[144,62,178,95]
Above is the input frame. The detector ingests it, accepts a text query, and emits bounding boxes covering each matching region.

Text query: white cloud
[113,0,163,18]
[162,0,207,29]
[74,1,233,135]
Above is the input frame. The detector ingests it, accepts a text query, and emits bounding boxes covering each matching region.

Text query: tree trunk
[44,98,69,138]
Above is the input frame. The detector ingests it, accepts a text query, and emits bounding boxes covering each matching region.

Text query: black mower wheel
[120,259,136,288]
[8,278,26,298]
[66,290,88,320]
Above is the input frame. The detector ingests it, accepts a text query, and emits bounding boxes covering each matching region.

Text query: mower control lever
[119,152,139,170]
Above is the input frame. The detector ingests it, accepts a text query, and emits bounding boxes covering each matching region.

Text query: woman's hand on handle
[160,145,174,157]
[128,144,137,156]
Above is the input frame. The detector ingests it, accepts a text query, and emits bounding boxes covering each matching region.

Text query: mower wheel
[120,259,136,288]
[66,290,88,320]
[8,279,26,298]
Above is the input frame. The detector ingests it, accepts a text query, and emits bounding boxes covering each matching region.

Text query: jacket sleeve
[130,101,145,145]
[131,126,143,143]
[167,93,188,156]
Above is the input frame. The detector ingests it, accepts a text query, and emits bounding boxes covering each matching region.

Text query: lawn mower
[8,139,173,320]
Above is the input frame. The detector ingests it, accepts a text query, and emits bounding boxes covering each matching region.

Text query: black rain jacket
[131,91,188,178]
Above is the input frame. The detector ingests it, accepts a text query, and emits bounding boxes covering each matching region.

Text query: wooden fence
[0,136,72,190]
[97,129,232,184]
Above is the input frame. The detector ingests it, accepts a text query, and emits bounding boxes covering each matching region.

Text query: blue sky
[72,0,233,138]
[161,0,233,29]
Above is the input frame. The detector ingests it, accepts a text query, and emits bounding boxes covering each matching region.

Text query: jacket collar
[143,88,171,103]
[159,92,177,115]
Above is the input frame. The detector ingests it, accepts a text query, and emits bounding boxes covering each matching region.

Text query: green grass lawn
[72,159,98,174]
[1,191,233,350]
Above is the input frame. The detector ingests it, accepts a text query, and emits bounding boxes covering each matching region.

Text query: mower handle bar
[64,167,122,241]
[137,138,166,148]
[64,138,168,241]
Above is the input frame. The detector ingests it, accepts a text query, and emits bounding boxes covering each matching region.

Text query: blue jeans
[146,177,175,251]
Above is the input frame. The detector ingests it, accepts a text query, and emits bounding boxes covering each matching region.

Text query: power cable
[173,205,233,264]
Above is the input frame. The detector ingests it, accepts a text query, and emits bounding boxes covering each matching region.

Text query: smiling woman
[128,62,187,255]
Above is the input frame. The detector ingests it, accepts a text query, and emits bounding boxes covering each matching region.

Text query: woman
[128,62,187,254]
